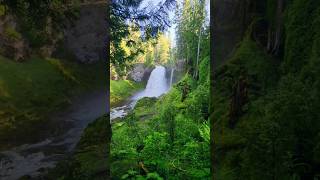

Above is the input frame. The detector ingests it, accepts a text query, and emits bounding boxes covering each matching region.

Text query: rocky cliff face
[128,64,154,82]
[62,3,107,63]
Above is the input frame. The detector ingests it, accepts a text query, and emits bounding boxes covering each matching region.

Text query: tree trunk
[195,26,202,79]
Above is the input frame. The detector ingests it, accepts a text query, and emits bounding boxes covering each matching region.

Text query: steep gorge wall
[60,3,107,63]
[213,0,247,67]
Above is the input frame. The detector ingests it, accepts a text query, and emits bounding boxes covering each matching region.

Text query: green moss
[213,2,320,178]
[212,1,320,179]
[0,5,6,16]
[283,0,320,74]
[74,115,109,179]
[212,37,281,179]
[214,37,278,103]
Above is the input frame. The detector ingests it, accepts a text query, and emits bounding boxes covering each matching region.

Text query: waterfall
[169,68,174,87]
[132,65,168,100]
[111,65,169,120]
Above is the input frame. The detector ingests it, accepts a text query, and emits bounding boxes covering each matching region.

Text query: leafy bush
[4,26,22,40]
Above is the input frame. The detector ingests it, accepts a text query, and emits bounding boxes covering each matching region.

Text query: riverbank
[0,56,105,149]
[110,80,145,107]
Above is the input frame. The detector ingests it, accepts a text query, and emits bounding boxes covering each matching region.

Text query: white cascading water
[132,65,168,100]
[111,65,169,120]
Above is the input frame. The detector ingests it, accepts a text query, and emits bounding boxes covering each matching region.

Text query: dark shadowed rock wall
[63,3,107,63]
[213,0,255,67]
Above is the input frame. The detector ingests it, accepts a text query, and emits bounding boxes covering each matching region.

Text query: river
[0,90,107,180]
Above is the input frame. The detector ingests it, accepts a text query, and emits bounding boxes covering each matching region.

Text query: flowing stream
[0,90,107,180]
[110,65,170,120]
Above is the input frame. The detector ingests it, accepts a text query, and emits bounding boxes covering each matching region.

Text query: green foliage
[121,171,163,180]
[213,1,320,179]
[111,27,170,77]
[175,0,208,76]
[4,26,22,40]
[199,122,210,143]
[2,0,79,48]
[23,27,49,48]
[134,97,158,118]
[214,37,278,100]
[110,80,144,107]
[111,57,210,179]
[212,37,281,179]
[159,103,176,144]
[0,5,5,16]
[185,81,209,121]
[146,172,163,180]
[141,132,170,162]
[153,34,171,64]
[283,0,320,74]
[199,56,210,84]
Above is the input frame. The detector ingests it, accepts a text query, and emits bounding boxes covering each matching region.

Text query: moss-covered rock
[134,97,157,119]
